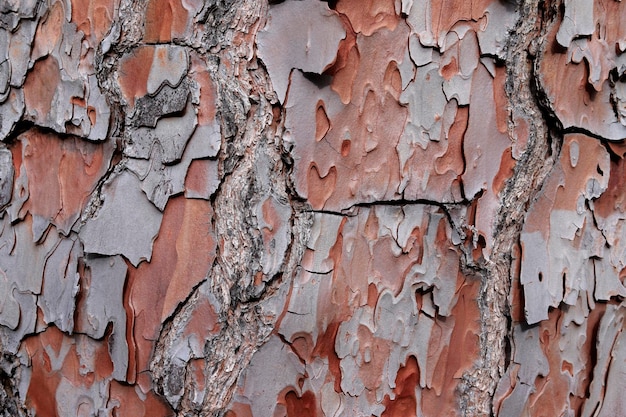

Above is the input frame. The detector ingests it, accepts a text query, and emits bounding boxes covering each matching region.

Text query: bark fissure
[459,1,561,415]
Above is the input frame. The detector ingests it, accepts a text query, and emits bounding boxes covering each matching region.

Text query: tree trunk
[0,0,625,416]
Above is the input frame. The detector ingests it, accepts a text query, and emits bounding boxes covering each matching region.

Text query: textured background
[0,0,625,416]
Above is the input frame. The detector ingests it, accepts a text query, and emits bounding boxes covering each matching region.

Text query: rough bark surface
[0,0,625,417]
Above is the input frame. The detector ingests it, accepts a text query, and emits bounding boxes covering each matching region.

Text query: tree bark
[0,0,625,416]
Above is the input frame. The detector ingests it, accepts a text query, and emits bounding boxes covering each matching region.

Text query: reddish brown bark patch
[71,0,116,42]
[285,390,317,417]
[144,0,189,42]
[118,47,155,106]
[382,355,419,417]
[335,0,399,35]
[307,164,337,210]
[23,57,60,120]
[18,129,112,236]
[126,196,216,389]
[109,380,175,416]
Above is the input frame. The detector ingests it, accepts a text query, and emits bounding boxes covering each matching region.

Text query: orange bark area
[493,147,515,195]
[32,1,64,59]
[335,0,400,36]
[494,66,509,134]
[296,23,409,211]
[444,277,481,379]
[23,57,60,120]
[595,0,626,43]
[527,303,607,416]
[15,129,111,235]
[285,390,318,417]
[307,90,405,210]
[371,234,424,297]
[433,105,467,179]
[289,333,315,363]
[144,0,189,43]
[509,243,524,323]
[421,277,480,416]
[260,197,283,252]
[225,402,254,417]
[109,381,174,416]
[382,356,419,417]
[383,60,403,100]
[312,321,344,393]
[307,164,337,210]
[296,208,473,414]
[402,102,466,201]
[538,13,620,135]
[520,136,603,236]
[568,303,608,413]
[315,101,331,142]
[184,159,216,198]
[118,47,155,106]
[23,326,115,417]
[440,56,458,81]
[71,0,117,42]
[326,216,371,311]
[23,328,65,417]
[327,30,359,104]
[190,54,219,125]
[181,295,221,341]
[188,359,207,404]
[430,0,492,43]
[356,325,392,395]
[125,196,216,389]
[527,310,576,416]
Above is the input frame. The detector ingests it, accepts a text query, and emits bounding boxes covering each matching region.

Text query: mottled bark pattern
[0,0,624,416]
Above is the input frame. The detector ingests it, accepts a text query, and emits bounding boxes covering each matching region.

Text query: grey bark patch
[125,99,197,163]
[39,236,80,333]
[85,75,111,141]
[257,0,346,103]
[0,291,36,354]
[1,218,60,295]
[75,255,128,381]
[0,148,13,210]
[80,170,163,266]
[0,269,19,330]
[556,0,594,48]
[7,18,37,88]
[126,117,219,211]
[237,335,305,417]
[55,373,109,417]
[580,304,625,417]
[0,88,24,141]
[476,1,518,59]
[146,46,189,96]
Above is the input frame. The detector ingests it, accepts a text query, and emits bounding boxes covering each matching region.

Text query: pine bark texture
[0,0,625,416]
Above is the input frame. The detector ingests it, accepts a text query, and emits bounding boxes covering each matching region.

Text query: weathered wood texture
[0,0,625,416]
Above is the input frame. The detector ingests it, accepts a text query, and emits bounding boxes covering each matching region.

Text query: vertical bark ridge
[460,1,561,415]
[149,2,311,415]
